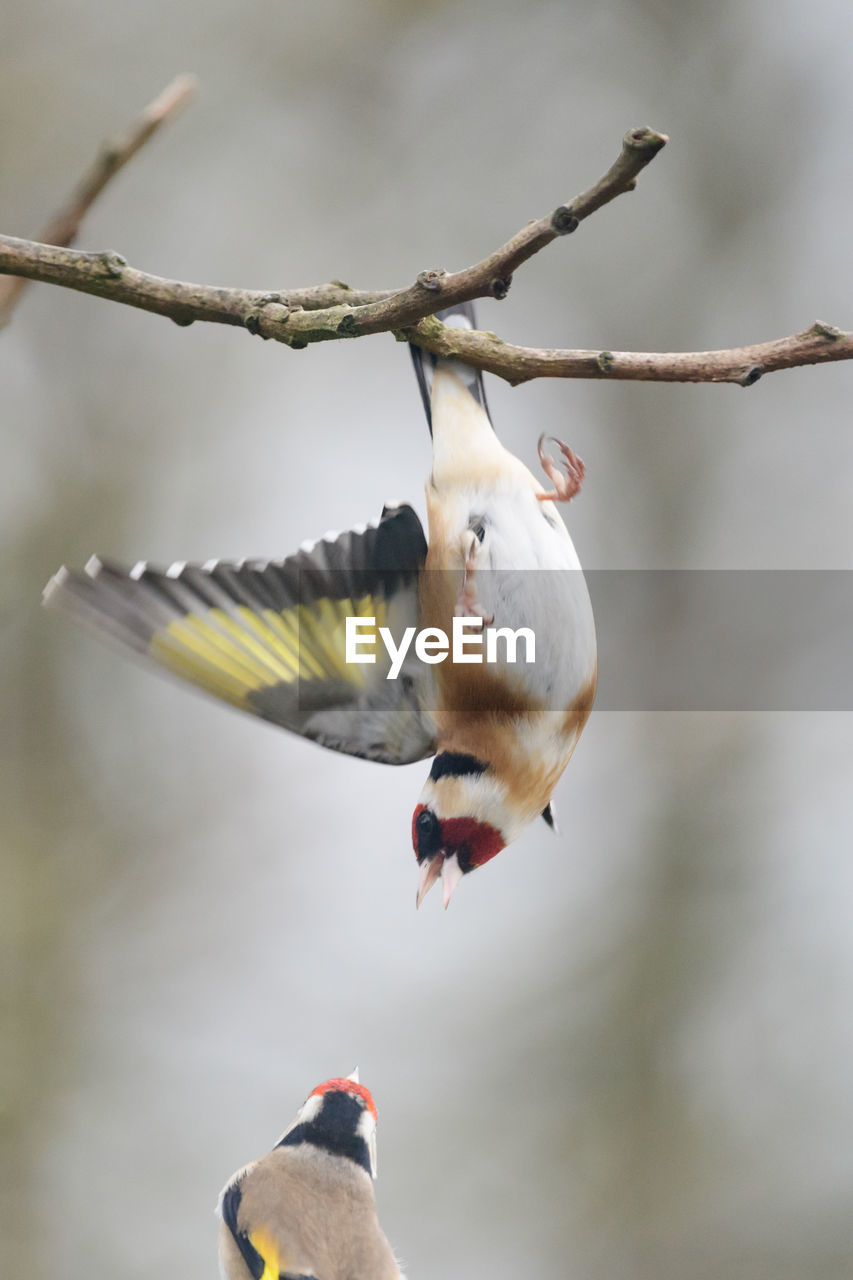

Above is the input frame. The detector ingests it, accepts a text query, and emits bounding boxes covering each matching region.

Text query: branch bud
[416,269,446,292]
[550,205,579,235]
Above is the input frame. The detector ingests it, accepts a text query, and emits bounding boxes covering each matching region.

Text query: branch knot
[551,205,579,235]
[738,364,764,387]
[807,320,843,341]
[625,126,669,156]
[98,251,127,278]
[416,269,446,292]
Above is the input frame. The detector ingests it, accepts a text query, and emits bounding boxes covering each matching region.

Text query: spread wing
[44,503,437,766]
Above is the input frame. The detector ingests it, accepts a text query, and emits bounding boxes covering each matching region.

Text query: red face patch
[413,806,505,870]
[440,816,505,869]
[310,1077,378,1120]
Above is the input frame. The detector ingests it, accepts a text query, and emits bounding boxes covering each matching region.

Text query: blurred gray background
[3,3,853,1278]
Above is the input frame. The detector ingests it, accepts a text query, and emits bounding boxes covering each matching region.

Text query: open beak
[441,854,464,908]
[415,853,465,908]
[416,856,442,908]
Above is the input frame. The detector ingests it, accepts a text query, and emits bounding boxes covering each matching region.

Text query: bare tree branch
[2,116,851,386]
[1,230,849,385]
[0,127,667,340]
[0,73,197,326]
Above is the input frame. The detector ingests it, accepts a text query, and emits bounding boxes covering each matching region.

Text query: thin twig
[0,73,197,326]
[403,317,853,386]
[331,126,670,335]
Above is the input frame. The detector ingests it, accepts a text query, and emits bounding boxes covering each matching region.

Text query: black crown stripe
[429,752,488,782]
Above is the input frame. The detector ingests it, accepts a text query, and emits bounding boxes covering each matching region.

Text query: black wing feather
[44,504,437,766]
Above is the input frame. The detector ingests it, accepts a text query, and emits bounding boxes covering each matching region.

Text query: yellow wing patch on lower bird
[148,594,389,709]
[248,1227,288,1280]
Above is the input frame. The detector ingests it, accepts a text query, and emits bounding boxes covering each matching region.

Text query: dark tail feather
[409,302,491,435]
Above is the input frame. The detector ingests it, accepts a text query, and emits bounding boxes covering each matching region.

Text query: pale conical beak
[347,1067,360,1084]
[441,854,464,909]
[416,856,443,908]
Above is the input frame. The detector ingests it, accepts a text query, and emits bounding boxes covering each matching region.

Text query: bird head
[412,751,509,907]
[277,1070,379,1178]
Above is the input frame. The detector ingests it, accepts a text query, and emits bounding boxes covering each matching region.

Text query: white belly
[430,482,597,711]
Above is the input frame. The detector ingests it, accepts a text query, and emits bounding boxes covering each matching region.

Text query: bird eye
[415,807,442,857]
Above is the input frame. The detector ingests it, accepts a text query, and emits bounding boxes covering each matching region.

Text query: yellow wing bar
[149,594,388,708]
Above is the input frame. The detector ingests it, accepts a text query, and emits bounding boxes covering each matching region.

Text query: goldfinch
[217,1071,403,1280]
[44,304,596,905]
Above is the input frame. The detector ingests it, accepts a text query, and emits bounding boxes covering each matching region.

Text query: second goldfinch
[44,304,596,905]
[217,1071,402,1280]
